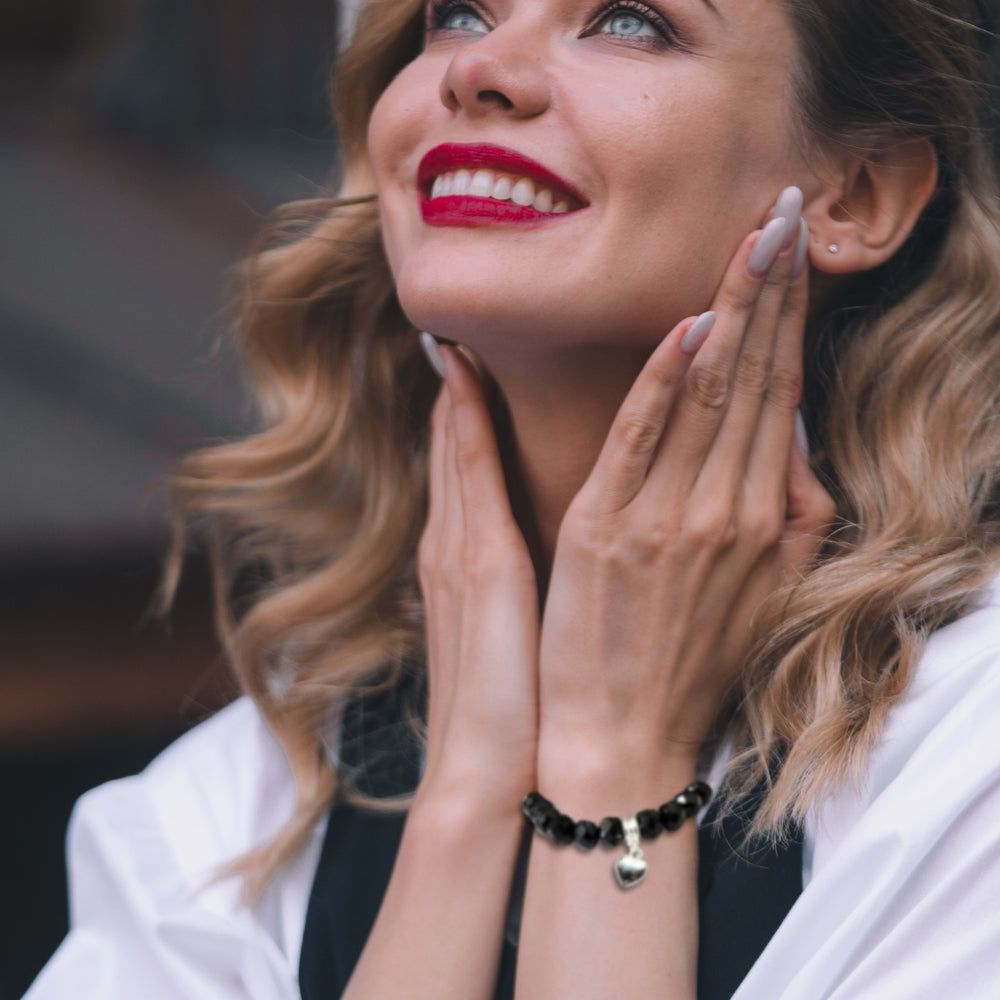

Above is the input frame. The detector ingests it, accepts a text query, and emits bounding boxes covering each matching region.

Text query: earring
[827,243,841,254]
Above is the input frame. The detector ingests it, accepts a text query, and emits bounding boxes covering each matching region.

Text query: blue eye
[426,2,488,35]
[600,11,659,40]
[423,0,681,50]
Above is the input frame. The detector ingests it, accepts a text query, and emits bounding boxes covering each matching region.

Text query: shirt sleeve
[24,704,311,1000]
[732,636,1000,1000]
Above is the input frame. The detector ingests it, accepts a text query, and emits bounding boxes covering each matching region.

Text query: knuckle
[455,438,487,473]
[619,413,664,455]
[719,282,758,314]
[684,505,736,548]
[733,351,772,396]
[765,366,802,411]
[742,507,784,546]
[647,356,684,392]
[686,363,731,410]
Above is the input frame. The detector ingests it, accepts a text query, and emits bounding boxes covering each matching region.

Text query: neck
[480,341,650,605]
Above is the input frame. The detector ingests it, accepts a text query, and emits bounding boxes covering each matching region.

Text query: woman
[27,0,1000,997]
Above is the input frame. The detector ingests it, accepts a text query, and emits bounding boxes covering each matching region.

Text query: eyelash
[423,0,684,52]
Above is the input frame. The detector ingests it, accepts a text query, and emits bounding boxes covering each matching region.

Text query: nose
[439,21,552,120]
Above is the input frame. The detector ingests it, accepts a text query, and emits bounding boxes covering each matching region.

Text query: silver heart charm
[614,816,648,890]
[614,852,648,889]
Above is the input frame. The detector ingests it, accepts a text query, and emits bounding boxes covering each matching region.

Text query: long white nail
[748,216,790,277]
[419,331,447,378]
[792,219,810,280]
[680,311,717,354]
[795,409,810,459]
[774,186,804,251]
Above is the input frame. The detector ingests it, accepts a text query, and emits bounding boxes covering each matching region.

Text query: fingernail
[792,218,810,280]
[774,186,804,251]
[419,331,447,378]
[795,409,810,459]
[747,216,789,278]
[680,311,717,354]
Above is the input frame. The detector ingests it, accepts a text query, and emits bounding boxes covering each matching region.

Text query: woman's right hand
[414,337,541,822]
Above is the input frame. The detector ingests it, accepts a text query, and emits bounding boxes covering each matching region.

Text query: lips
[416,142,590,210]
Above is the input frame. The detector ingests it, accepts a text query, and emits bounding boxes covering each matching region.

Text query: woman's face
[368,0,809,357]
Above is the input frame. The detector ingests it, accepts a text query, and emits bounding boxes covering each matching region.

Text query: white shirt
[26,571,1000,999]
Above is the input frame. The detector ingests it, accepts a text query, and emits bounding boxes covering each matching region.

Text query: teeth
[532,188,553,212]
[492,174,512,201]
[429,168,571,213]
[510,178,536,207]
[469,170,493,197]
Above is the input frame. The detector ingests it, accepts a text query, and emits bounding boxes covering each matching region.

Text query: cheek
[368,64,437,190]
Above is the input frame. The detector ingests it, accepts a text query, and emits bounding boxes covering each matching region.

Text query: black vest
[299,663,803,999]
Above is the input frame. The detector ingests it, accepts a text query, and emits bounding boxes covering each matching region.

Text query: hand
[414,342,541,820]
[537,195,838,773]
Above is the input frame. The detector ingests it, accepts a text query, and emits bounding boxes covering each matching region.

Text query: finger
[437,341,518,538]
[576,310,716,514]
[644,217,794,504]
[745,219,811,511]
[779,430,839,573]
[693,216,806,510]
[421,385,453,769]
[425,385,450,544]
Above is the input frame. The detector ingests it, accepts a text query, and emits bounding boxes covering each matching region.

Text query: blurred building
[1,3,345,994]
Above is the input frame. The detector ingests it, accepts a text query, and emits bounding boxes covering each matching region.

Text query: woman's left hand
[537,212,839,776]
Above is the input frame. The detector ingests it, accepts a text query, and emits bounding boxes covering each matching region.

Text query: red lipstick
[417,142,589,227]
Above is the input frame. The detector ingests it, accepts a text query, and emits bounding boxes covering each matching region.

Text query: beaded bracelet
[521,780,713,890]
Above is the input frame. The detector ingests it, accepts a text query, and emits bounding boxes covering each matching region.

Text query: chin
[393,261,538,343]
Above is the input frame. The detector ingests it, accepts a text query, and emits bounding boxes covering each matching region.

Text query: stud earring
[827,243,841,254]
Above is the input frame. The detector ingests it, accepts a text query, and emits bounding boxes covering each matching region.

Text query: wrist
[535,744,700,821]
[410,770,528,835]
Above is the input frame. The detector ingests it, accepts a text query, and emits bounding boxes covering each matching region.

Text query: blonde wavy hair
[157,0,1000,901]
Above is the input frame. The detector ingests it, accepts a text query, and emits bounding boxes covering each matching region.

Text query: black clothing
[299,665,803,999]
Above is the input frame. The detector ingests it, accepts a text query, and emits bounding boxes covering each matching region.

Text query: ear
[802,137,939,275]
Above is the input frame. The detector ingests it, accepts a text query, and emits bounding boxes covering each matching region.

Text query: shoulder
[75,696,297,883]
[805,571,1000,858]
[734,573,1000,998]
[26,696,331,999]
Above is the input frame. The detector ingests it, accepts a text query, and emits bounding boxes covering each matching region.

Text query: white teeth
[430,169,574,213]
[469,170,493,197]
[510,178,536,207]
[532,188,553,212]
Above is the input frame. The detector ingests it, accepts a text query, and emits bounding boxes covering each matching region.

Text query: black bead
[528,803,557,833]
[674,791,701,818]
[598,816,625,846]
[686,780,713,806]
[522,791,546,813]
[550,812,576,845]
[636,808,663,839]
[573,820,600,849]
[658,800,685,832]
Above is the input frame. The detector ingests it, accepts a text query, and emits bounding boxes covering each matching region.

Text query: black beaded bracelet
[521,780,713,890]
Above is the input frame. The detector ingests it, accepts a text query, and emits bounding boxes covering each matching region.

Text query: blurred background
[1,2,359,994]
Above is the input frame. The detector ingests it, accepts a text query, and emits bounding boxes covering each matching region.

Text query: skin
[349,1,940,996]
[369,0,818,582]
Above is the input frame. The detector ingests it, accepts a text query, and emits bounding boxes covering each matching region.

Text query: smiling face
[368,0,809,358]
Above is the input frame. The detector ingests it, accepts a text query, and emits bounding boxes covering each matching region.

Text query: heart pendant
[613,816,648,890]
[614,852,648,889]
